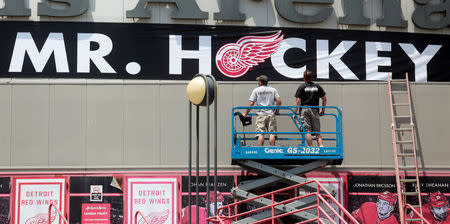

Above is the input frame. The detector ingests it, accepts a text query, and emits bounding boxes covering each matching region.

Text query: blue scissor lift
[230,106,343,223]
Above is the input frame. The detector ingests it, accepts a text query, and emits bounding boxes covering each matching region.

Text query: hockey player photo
[408,191,450,224]
[352,191,399,224]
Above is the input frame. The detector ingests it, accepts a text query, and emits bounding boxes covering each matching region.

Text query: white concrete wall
[0,80,449,170]
[0,1,449,171]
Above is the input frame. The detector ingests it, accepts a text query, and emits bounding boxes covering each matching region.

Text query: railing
[207,179,358,224]
[48,203,69,224]
[135,211,151,224]
[231,106,343,163]
[405,204,430,224]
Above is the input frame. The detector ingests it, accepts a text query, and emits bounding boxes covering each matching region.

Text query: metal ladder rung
[395,128,412,131]
[392,91,408,94]
[394,115,410,119]
[400,179,417,183]
[393,103,409,106]
[398,153,415,157]
[397,140,413,144]
[403,192,419,196]
[405,218,423,222]
[390,80,406,83]
[399,165,416,170]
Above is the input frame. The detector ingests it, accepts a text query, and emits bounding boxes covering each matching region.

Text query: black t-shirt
[294,82,326,107]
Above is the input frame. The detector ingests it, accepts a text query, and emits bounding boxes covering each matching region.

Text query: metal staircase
[207,178,359,224]
[232,160,334,223]
[387,74,423,224]
[208,106,356,223]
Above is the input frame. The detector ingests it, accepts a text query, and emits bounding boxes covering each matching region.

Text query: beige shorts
[300,108,321,134]
[255,114,277,137]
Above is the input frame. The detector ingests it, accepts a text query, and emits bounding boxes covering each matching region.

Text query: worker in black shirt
[293,70,327,147]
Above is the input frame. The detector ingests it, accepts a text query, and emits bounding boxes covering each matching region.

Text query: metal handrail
[48,203,69,224]
[405,204,430,224]
[135,211,151,224]
[207,179,359,224]
[206,216,226,224]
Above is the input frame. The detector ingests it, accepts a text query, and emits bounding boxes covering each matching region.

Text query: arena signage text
[0,0,450,30]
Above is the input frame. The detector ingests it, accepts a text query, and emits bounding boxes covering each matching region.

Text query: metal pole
[188,74,218,223]
[212,75,218,215]
[188,102,192,224]
[206,75,210,219]
[196,105,200,224]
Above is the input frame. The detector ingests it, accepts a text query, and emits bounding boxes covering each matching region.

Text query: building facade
[0,0,449,223]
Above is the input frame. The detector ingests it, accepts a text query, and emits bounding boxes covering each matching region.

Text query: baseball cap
[429,191,448,208]
[378,191,397,206]
[256,75,269,82]
[208,191,224,203]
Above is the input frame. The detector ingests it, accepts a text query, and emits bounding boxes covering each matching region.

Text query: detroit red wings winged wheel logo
[216,31,284,78]
[137,209,170,224]
[25,209,57,224]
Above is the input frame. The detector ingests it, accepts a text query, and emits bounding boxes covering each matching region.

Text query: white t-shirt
[249,85,280,115]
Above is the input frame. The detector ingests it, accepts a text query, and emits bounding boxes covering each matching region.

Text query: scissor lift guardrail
[232,106,343,165]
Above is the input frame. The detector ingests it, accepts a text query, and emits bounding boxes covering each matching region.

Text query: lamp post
[186,74,218,224]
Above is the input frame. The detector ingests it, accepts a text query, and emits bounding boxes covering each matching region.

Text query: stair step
[397,140,413,144]
[400,179,417,183]
[399,165,416,170]
[395,128,412,131]
[392,91,408,94]
[403,192,419,196]
[398,153,415,157]
[393,103,409,106]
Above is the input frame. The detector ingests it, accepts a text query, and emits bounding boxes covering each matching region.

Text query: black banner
[0,198,9,223]
[349,175,450,193]
[348,176,396,193]
[181,176,234,193]
[348,175,450,223]
[0,178,10,194]
[409,176,450,193]
[70,176,122,193]
[0,21,449,82]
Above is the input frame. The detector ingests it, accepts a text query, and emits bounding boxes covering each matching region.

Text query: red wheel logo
[215,31,284,78]
[216,44,249,78]
[138,209,169,224]
[25,210,57,224]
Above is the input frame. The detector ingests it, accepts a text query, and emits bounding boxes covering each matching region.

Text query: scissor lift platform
[231,106,343,165]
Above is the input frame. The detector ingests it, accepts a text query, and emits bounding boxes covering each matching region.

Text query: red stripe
[70,193,123,197]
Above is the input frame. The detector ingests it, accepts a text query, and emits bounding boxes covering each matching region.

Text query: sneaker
[319,145,324,147]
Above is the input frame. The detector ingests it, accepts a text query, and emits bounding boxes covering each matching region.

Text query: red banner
[81,203,110,224]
